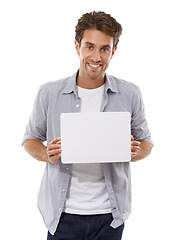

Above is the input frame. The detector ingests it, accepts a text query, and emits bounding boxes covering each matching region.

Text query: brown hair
[75,11,122,49]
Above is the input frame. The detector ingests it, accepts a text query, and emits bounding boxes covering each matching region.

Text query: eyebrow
[85,42,111,49]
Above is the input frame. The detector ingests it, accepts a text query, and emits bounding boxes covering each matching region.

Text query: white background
[0,0,173,239]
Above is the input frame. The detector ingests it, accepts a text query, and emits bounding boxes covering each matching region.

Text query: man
[22,11,153,240]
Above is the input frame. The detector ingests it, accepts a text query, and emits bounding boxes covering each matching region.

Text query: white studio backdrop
[0,0,173,239]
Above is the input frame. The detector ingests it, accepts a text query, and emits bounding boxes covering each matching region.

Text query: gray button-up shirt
[22,71,153,235]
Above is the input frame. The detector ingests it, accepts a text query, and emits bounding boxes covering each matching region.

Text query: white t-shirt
[64,84,111,214]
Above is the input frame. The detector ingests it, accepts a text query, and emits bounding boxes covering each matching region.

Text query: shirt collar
[105,73,119,93]
[62,71,79,97]
[62,71,119,96]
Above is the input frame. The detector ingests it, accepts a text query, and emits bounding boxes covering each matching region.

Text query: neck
[76,70,105,89]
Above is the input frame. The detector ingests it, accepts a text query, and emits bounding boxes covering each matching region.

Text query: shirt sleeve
[131,86,154,146]
[22,86,47,145]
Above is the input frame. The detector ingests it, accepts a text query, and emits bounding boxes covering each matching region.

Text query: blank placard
[61,112,131,164]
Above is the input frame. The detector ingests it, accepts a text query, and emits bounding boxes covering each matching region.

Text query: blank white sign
[60,112,131,164]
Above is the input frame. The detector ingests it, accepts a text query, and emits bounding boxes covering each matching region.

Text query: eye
[101,48,109,53]
[86,46,93,50]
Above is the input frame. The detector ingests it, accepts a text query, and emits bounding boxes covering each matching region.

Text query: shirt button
[62,189,65,192]
[66,167,69,171]
[59,208,61,211]
[76,104,80,108]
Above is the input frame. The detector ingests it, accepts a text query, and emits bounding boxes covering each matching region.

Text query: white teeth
[89,63,100,68]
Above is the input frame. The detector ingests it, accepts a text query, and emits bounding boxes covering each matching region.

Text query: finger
[47,148,62,157]
[131,145,140,151]
[47,143,62,151]
[51,137,61,144]
[49,154,61,164]
[131,141,141,147]
[131,152,137,159]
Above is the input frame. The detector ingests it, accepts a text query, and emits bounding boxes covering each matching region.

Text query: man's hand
[23,137,62,163]
[131,135,141,160]
[130,135,152,162]
[47,137,62,164]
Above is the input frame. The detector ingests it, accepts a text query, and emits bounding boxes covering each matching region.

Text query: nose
[91,50,101,62]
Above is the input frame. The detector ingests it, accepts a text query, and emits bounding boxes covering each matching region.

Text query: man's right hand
[47,137,62,164]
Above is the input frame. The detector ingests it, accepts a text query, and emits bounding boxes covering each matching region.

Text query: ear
[75,40,80,56]
[110,47,117,60]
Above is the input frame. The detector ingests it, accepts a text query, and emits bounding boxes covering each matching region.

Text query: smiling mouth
[88,63,101,69]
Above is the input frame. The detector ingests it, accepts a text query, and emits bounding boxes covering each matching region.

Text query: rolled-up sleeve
[22,87,47,145]
[131,87,154,146]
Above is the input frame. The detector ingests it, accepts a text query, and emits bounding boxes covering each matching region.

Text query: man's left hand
[131,135,141,160]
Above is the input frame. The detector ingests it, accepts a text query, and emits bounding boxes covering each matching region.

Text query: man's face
[75,29,116,82]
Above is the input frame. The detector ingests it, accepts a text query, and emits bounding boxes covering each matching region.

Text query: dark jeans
[47,212,124,240]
